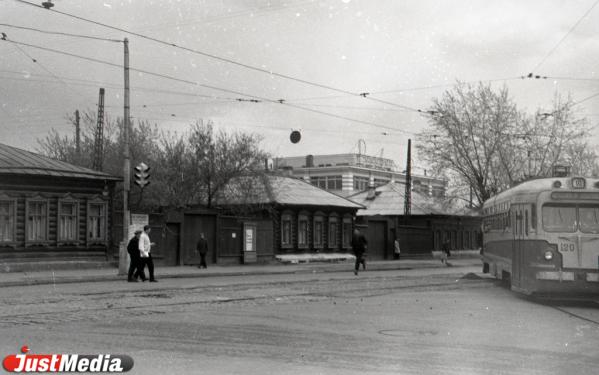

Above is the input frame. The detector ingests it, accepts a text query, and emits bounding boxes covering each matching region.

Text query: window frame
[25,195,50,246]
[297,212,309,249]
[342,215,352,249]
[87,197,108,245]
[0,194,17,246]
[328,214,339,249]
[280,212,293,248]
[58,195,80,245]
[313,213,324,249]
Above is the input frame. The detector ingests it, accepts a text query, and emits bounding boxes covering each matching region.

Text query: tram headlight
[544,250,554,260]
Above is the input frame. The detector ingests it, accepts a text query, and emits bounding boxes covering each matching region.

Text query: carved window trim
[0,193,17,247]
[87,196,107,246]
[25,195,50,246]
[280,211,293,249]
[313,211,325,249]
[57,194,80,245]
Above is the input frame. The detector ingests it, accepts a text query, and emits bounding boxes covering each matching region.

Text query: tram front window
[542,205,576,232]
[579,206,599,233]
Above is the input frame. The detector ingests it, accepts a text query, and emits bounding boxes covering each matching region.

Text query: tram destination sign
[551,191,599,200]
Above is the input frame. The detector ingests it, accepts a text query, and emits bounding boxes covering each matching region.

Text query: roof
[220,175,363,209]
[348,182,479,217]
[0,143,120,181]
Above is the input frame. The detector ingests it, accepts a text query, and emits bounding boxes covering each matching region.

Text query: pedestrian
[441,239,451,265]
[394,238,401,260]
[351,228,367,275]
[139,225,158,282]
[127,230,146,282]
[196,233,208,269]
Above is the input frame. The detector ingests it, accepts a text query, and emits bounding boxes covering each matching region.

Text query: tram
[481,176,599,295]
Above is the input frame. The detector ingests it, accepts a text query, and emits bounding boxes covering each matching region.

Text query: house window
[0,200,15,242]
[88,202,106,241]
[27,200,48,241]
[327,176,342,190]
[313,216,324,248]
[342,216,352,248]
[281,213,292,247]
[298,214,308,248]
[353,176,369,191]
[328,216,338,248]
[310,176,327,189]
[59,201,78,242]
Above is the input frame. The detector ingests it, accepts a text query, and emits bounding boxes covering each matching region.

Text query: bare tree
[189,120,269,208]
[417,83,596,207]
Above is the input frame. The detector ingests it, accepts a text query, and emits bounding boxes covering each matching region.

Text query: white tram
[481,176,599,295]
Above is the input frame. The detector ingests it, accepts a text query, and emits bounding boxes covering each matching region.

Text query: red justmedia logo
[3,346,133,373]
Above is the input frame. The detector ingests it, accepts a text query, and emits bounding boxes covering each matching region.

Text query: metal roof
[220,175,364,209]
[0,143,120,181]
[348,182,479,217]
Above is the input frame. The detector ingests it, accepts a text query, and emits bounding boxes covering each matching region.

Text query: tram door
[511,205,525,289]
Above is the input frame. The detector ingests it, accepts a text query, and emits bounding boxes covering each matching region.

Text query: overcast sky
[1,0,598,172]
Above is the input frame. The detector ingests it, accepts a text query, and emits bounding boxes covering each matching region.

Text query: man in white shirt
[139,225,157,282]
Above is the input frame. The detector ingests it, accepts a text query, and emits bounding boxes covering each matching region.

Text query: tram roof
[484,177,599,207]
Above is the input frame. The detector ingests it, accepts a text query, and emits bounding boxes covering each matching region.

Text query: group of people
[127,225,158,282]
[127,229,210,282]
[128,226,449,279]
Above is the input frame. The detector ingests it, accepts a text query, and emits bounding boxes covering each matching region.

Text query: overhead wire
[529,0,599,73]
[0,22,122,42]
[13,0,420,113]
[2,37,417,135]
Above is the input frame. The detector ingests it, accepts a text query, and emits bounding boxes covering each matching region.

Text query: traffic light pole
[119,38,130,276]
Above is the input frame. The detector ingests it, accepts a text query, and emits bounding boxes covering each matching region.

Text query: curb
[0,258,482,288]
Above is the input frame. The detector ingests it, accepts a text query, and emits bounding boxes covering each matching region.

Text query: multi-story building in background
[273,153,446,197]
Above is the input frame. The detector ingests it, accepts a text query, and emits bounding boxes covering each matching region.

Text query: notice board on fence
[243,222,257,263]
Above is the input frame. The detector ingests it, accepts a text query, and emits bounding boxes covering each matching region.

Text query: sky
[1,0,599,174]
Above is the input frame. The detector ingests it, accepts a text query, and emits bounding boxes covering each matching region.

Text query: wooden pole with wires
[119,38,130,275]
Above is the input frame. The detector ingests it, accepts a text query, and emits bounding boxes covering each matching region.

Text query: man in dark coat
[351,228,368,275]
[196,233,209,269]
[127,230,146,282]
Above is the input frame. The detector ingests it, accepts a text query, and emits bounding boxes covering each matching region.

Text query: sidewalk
[0,255,482,288]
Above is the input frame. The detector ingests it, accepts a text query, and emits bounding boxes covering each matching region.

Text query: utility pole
[119,38,130,275]
[93,88,105,171]
[74,110,80,159]
[404,139,412,222]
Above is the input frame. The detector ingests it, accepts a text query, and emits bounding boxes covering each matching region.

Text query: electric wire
[0,22,122,42]
[13,0,420,112]
[2,37,417,134]
[530,0,599,72]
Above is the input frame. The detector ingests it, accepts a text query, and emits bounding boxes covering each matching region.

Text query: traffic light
[134,162,150,188]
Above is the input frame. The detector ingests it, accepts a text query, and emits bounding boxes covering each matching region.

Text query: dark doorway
[366,221,387,260]
[183,214,216,265]
[162,223,180,266]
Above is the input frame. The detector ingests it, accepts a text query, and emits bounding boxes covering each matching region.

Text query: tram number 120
[560,243,576,252]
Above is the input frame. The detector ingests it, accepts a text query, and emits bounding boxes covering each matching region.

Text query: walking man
[351,228,367,275]
[196,233,208,269]
[139,225,157,282]
[127,230,146,282]
[394,237,401,260]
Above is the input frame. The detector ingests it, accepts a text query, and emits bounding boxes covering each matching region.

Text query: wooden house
[0,143,119,272]
[348,182,481,259]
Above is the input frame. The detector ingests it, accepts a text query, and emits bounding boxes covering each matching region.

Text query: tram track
[0,273,491,327]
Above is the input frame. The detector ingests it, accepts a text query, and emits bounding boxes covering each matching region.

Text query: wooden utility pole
[119,38,130,275]
[74,110,80,158]
[404,139,412,221]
